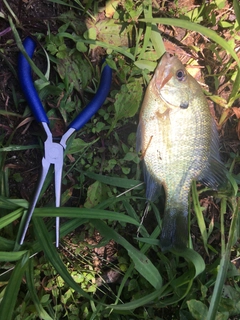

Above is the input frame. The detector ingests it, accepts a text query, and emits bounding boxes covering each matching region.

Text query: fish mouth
[154,53,176,90]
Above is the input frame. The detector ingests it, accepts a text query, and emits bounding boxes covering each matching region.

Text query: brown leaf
[232,107,240,119]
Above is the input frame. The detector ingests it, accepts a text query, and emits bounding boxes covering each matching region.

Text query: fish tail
[160,207,188,252]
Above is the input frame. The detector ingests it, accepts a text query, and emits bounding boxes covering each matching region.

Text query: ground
[0,0,240,319]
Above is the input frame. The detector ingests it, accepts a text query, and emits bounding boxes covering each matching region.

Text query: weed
[0,0,240,319]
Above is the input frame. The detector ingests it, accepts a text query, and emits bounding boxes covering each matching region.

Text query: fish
[136,53,226,252]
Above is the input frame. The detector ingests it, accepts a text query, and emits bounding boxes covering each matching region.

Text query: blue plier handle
[18,37,112,247]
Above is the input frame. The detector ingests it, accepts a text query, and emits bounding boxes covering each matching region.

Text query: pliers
[18,37,112,247]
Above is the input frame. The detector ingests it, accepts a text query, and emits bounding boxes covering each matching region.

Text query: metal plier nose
[18,37,112,247]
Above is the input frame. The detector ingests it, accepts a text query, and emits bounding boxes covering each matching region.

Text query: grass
[0,0,240,319]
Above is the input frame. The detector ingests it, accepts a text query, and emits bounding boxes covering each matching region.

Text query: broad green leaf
[84,181,110,208]
[67,138,98,155]
[87,18,133,47]
[187,300,208,320]
[114,81,143,122]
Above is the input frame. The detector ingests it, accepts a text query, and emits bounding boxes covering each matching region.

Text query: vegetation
[0,0,239,319]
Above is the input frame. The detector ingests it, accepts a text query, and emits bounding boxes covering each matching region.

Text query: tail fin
[160,208,188,252]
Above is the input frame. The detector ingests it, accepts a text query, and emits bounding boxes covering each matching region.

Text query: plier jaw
[18,37,112,247]
[19,122,64,247]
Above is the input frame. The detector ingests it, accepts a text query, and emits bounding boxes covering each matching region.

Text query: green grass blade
[233,0,240,26]
[0,196,27,210]
[0,145,40,152]
[91,219,162,290]
[57,32,135,60]
[192,181,209,254]
[82,170,143,189]
[0,208,24,229]
[0,253,29,320]
[138,5,152,60]
[109,287,167,310]
[150,24,165,58]
[33,207,140,226]
[173,248,205,279]
[0,110,22,117]
[140,17,240,106]
[9,17,48,82]
[206,198,240,320]
[139,18,240,66]
[0,250,28,262]
[26,259,53,320]
[220,197,227,255]
[32,217,97,301]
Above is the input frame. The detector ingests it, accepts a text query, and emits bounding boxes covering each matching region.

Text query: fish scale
[137,53,226,251]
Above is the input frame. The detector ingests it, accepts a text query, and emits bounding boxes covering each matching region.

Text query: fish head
[153,53,191,110]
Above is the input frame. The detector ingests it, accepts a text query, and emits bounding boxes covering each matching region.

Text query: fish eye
[176,69,186,81]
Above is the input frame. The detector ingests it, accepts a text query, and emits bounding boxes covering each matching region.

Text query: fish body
[137,53,225,251]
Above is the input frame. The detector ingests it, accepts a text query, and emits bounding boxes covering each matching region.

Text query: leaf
[0,145,40,152]
[187,300,208,320]
[134,59,157,71]
[0,250,28,262]
[32,217,95,301]
[26,259,53,320]
[34,207,140,226]
[173,248,205,279]
[114,81,143,122]
[150,24,165,59]
[67,138,98,155]
[57,51,92,91]
[192,181,209,254]
[84,181,110,208]
[0,208,24,229]
[233,0,240,26]
[206,199,240,320]
[105,0,120,18]
[82,170,143,189]
[139,18,240,66]
[0,253,29,319]
[92,219,162,290]
[58,32,135,60]
[92,18,133,47]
